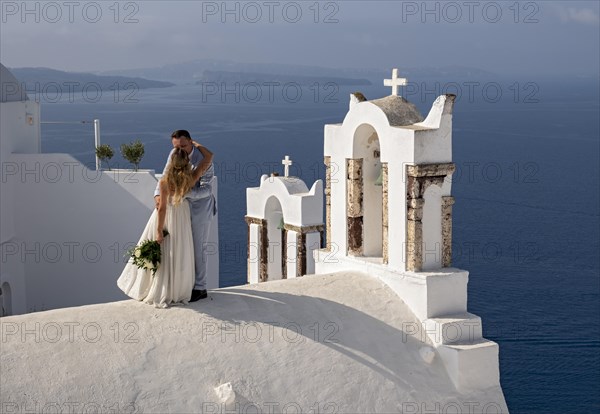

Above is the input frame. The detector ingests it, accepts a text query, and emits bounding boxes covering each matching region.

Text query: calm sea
[38,77,599,413]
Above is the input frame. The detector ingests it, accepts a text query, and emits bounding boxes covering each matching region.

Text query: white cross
[282,155,293,177]
[384,68,407,96]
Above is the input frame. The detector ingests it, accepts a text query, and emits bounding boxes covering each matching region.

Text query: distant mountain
[10,67,174,91]
[99,59,497,83]
[100,59,356,81]
[196,70,371,86]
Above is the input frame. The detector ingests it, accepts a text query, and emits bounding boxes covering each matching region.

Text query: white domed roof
[368,95,424,126]
[1,63,28,103]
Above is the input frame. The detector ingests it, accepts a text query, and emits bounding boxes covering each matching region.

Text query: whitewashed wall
[4,154,219,313]
[1,100,40,244]
[0,100,41,315]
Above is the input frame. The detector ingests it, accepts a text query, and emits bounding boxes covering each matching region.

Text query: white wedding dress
[117,200,195,308]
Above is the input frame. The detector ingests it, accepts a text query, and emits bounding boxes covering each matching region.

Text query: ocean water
[38,78,599,412]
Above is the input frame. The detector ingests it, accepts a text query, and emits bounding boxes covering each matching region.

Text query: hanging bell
[374,167,383,186]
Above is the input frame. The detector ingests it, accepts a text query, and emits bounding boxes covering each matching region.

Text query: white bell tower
[245,157,324,283]
[313,69,501,392]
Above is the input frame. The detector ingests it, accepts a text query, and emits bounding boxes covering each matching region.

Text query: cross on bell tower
[282,155,293,177]
[384,68,407,96]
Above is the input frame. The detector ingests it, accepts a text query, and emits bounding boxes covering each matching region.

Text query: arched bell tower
[320,69,456,273]
[246,158,324,284]
[315,69,501,392]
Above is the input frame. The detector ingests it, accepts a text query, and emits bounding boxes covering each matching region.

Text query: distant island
[195,70,372,86]
[10,67,174,92]
[99,59,498,83]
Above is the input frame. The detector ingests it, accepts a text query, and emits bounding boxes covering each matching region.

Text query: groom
[154,130,217,302]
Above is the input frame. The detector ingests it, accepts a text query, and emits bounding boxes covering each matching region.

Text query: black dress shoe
[190,289,207,302]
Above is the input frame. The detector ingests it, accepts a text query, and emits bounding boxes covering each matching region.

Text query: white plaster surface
[437,340,501,393]
[305,232,321,275]
[246,176,323,227]
[413,95,454,164]
[4,154,159,312]
[286,229,299,278]
[424,313,483,346]
[0,272,507,413]
[314,254,468,321]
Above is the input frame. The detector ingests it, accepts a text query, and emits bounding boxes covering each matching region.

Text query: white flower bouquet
[126,230,169,276]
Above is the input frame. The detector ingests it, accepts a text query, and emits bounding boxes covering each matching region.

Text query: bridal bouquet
[126,230,169,276]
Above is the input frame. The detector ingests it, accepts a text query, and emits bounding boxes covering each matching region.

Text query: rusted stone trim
[245,216,268,283]
[281,228,287,279]
[246,219,251,283]
[405,168,423,272]
[407,163,455,178]
[324,156,332,251]
[347,158,363,256]
[347,216,363,256]
[442,196,455,267]
[283,223,324,234]
[296,232,306,277]
[260,223,268,282]
[382,163,389,264]
[244,216,264,226]
[406,175,447,200]
[406,219,423,272]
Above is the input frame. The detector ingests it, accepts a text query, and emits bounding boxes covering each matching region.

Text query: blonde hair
[163,148,197,205]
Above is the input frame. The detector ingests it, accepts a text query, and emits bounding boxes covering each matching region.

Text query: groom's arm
[191,141,213,181]
[185,163,214,201]
[185,142,214,201]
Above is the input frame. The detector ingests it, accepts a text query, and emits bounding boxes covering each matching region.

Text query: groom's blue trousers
[185,164,217,290]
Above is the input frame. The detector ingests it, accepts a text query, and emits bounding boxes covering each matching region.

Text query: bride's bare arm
[156,179,169,243]
[154,148,175,209]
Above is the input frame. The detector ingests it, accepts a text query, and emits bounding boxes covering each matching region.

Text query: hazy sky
[1,0,598,76]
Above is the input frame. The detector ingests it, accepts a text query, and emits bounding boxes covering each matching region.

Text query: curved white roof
[261,175,309,195]
[0,64,28,103]
[0,272,508,412]
[246,175,323,226]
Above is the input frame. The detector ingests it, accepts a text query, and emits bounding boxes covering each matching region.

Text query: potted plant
[95,144,115,171]
[120,140,145,172]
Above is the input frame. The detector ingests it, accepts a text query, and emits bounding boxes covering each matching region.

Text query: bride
[117,147,210,307]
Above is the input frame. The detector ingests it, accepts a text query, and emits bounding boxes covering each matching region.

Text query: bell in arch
[374,167,383,186]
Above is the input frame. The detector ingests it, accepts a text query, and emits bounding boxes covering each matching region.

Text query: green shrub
[120,140,145,171]
[95,144,114,170]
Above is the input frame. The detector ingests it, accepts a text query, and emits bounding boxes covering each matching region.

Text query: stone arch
[405,163,455,271]
[0,282,12,317]
[347,123,384,257]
